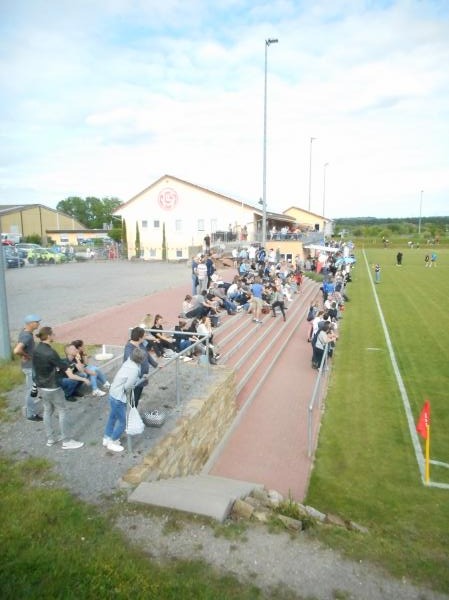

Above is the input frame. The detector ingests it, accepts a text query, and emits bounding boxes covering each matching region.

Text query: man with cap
[13,314,42,421]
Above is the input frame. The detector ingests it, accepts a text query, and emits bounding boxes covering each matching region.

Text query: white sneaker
[103,381,111,389]
[62,439,84,450]
[46,436,63,447]
[92,389,106,397]
[183,356,193,362]
[102,436,111,447]
[107,440,124,452]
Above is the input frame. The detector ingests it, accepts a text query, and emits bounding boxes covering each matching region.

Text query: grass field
[307,247,449,593]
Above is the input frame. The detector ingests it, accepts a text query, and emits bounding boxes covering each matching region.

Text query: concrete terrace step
[128,475,263,522]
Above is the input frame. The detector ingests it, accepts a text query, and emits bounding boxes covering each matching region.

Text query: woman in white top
[196,316,219,364]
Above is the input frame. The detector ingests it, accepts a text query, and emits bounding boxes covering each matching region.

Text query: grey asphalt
[4,260,190,340]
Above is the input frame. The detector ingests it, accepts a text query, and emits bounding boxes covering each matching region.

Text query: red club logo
[158,188,178,211]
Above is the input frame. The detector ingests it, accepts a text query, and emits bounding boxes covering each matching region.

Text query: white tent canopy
[303,244,340,253]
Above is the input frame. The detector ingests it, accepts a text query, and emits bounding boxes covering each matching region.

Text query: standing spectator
[124,326,159,406]
[196,257,208,292]
[32,326,84,449]
[430,252,438,267]
[250,277,264,323]
[204,234,211,254]
[13,314,42,421]
[270,284,286,321]
[103,347,147,452]
[374,263,381,283]
[191,256,199,295]
[396,252,403,266]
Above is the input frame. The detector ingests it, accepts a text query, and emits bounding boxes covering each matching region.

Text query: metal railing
[307,343,331,457]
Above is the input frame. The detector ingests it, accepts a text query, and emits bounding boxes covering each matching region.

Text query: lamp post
[418,190,423,236]
[262,37,278,248]
[308,137,316,211]
[322,162,329,243]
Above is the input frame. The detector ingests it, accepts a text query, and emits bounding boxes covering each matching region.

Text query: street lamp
[322,162,329,243]
[308,137,316,211]
[262,37,278,248]
[418,190,423,236]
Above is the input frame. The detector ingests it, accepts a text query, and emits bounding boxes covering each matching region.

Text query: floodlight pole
[262,37,278,248]
[308,137,316,211]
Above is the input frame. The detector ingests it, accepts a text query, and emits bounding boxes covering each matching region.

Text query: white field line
[362,250,449,489]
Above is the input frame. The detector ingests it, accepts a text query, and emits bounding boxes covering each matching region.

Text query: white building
[115,174,331,261]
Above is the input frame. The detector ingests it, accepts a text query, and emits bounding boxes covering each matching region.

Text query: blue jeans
[22,367,37,418]
[61,378,84,398]
[104,396,127,442]
[87,365,107,390]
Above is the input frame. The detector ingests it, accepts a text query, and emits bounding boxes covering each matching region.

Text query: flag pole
[425,423,430,484]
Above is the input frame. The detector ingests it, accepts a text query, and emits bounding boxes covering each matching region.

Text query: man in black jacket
[32,327,84,450]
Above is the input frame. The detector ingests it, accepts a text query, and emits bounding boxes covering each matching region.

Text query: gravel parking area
[5,259,189,338]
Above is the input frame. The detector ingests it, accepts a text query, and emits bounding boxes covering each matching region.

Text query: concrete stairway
[128,277,322,520]
[128,475,264,522]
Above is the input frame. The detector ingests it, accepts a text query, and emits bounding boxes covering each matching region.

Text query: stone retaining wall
[123,367,236,485]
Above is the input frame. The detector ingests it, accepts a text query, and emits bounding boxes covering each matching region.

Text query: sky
[1,0,448,219]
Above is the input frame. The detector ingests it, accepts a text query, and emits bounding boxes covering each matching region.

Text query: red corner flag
[416,400,431,439]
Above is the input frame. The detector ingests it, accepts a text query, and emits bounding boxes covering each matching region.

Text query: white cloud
[0,0,448,217]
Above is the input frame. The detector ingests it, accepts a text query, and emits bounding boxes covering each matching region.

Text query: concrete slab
[128,475,263,522]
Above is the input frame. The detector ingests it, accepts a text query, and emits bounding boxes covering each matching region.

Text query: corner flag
[416,400,431,484]
[416,400,430,439]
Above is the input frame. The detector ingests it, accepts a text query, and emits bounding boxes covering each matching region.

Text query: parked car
[27,247,57,264]
[15,243,41,259]
[2,246,25,268]
[47,248,69,263]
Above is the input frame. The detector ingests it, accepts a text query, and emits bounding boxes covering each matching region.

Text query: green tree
[108,227,122,244]
[56,196,122,228]
[122,220,128,259]
[162,222,167,261]
[135,222,141,258]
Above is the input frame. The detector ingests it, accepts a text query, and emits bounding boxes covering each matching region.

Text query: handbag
[126,391,145,435]
[142,409,167,428]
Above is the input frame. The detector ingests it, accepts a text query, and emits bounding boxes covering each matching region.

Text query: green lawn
[307,247,449,593]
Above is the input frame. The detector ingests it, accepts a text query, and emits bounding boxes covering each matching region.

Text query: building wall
[283,207,325,231]
[0,206,85,244]
[117,176,259,260]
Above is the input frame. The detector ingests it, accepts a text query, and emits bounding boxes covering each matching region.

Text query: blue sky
[1,0,448,218]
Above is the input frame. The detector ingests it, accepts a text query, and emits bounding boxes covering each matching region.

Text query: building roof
[115,174,262,214]
[283,205,332,221]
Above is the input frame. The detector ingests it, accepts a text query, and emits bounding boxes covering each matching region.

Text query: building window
[175,219,182,232]
[176,248,183,258]
[149,248,156,257]
[153,220,160,229]
[210,219,217,233]
[142,220,148,228]
[197,219,205,231]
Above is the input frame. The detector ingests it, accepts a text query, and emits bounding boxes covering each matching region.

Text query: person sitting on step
[70,339,109,397]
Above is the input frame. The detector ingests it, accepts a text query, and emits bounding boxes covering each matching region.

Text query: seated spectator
[173,319,194,355]
[185,291,217,319]
[196,315,220,364]
[210,284,237,315]
[181,294,193,317]
[71,339,109,397]
[152,314,176,357]
[58,344,91,400]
